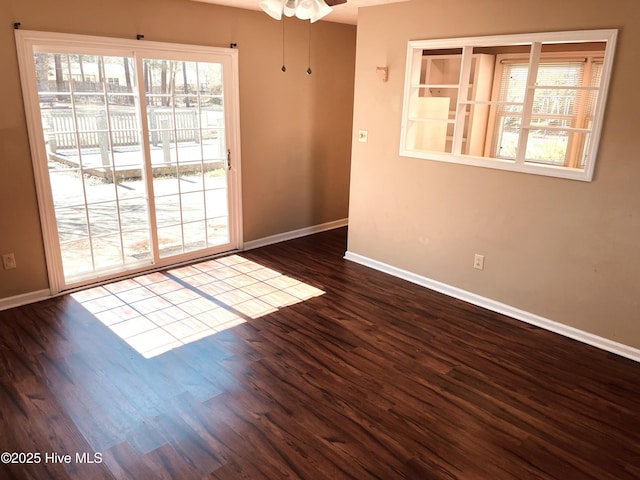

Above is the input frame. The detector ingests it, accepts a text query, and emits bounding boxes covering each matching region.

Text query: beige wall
[0,0,355,298]
[348,0,640,348]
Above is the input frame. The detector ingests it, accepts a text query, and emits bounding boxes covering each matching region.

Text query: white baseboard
[243,218,348,251]
[344,251,640,363]
[0,289,52,312]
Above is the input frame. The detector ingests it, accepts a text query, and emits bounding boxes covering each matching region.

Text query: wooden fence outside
[42,108,202,150]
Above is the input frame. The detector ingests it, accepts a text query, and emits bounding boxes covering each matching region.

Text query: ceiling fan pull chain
[307,22,312,75]
[281,20,286,72]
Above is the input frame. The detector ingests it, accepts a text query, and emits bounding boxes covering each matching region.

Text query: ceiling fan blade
[325,0,347,6]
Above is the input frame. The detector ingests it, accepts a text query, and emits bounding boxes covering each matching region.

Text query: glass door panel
[143,59,229,259]
[36,52,152,283]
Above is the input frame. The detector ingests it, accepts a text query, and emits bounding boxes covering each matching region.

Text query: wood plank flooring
[1,227,639,479]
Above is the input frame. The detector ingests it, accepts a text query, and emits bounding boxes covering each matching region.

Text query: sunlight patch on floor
[71,255,325,358]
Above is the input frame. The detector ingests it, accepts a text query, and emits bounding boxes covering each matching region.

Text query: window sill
[399,149,594,181]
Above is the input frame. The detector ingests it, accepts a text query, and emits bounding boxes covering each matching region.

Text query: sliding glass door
[16,31,242,294]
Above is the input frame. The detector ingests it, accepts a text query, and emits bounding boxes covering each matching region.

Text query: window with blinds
[400,30,617,181]
[491,56,603,168]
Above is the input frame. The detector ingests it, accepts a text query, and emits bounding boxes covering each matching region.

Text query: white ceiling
[190,0,407,25]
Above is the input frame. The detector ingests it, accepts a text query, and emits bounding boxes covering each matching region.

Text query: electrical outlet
[2,253,16,270]
[473,254,484,270]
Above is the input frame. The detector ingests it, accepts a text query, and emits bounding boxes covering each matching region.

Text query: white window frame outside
[399,29,617,182]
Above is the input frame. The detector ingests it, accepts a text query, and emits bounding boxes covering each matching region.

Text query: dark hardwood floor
[1,227,639,479]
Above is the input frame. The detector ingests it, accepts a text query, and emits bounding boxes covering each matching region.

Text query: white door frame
[15,30,243,294]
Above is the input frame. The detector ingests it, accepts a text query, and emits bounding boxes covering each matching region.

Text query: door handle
[226,149,231,170]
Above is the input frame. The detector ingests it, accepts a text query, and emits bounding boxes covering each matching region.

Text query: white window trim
[399,29,618,182]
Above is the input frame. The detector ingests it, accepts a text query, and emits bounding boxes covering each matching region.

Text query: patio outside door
[15,31,242,294]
